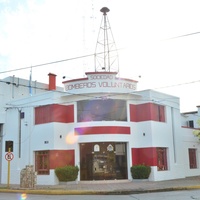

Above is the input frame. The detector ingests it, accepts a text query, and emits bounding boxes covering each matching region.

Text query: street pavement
[1,176,200,195]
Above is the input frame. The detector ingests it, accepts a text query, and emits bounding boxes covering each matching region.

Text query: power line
[0,49,124,74]
[154,79,200,90]
[1,73,196,107]
[164,31,200,41]
[0,53,96,74]
[0,79,103,102]
[1,69,199,104]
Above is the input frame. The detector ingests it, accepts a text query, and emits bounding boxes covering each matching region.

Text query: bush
[130,165,151,179]
[55,165,79,182]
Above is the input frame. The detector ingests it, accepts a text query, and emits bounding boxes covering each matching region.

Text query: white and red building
[0,71,200,185]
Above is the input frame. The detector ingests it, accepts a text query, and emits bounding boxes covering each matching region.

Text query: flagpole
[29,67,32,96]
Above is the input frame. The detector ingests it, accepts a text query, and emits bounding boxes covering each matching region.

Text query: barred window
[157,148,168,171]
[35,151,49,175]
[189,149,197,169]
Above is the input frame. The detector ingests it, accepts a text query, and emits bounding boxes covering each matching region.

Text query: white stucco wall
[1,74,200,185]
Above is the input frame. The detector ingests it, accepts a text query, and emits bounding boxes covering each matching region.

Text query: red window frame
[154,104,165,122]
[35,151,50,175]
[189,149,197,169]
[157,148,168,171]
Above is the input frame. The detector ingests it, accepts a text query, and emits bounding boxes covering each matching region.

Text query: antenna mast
[94,7,119,72]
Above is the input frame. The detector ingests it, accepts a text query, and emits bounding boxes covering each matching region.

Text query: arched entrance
[80,142,127,180]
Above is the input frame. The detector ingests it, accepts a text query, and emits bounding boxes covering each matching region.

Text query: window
[154,104,165,122]
[35,151,49,175]
[157,148,168,171]
[77,99,127,122]
[188,121,194,128]
[189,149,197,169]
[35,104,74,124]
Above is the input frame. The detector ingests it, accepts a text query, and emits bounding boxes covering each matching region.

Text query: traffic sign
[5,152,14,161]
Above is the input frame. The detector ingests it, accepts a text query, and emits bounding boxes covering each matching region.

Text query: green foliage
[55,165,79,182]
[193,119,200,140]
[130,165,151,179]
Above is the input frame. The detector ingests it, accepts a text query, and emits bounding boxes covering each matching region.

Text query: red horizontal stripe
[75,126,130,135]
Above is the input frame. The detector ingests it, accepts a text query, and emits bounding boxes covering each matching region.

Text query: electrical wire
[0,53,96,74]
[0,49,124,75]
[164,31,200,41]
[1,31,200,75]
[1,76,188,109]
[3,70,196,113]
[154,79,200,90]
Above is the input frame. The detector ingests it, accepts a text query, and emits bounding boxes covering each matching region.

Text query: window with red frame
[157,148,168,171]
[189,148,197,169]
[154,104,165,122]
[35,151,50,175]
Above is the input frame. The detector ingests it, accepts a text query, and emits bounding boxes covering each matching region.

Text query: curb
[0,185,200,195]
[0,189,98,195]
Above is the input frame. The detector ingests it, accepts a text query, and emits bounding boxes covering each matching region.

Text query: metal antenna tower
[94,7,119,72]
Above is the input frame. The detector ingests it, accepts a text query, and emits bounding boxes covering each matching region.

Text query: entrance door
[80,142,127,180]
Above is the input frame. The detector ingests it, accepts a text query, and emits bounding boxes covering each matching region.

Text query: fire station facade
[1,72,199,185]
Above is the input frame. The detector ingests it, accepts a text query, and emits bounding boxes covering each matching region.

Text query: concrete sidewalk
[1,177,200,195]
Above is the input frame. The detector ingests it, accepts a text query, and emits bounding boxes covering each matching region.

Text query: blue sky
[1,0,200,112]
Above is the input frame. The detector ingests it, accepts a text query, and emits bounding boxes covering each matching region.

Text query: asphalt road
[1,190,200,199]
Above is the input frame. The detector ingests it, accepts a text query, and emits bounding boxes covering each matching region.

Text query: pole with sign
[5,148,14,188]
